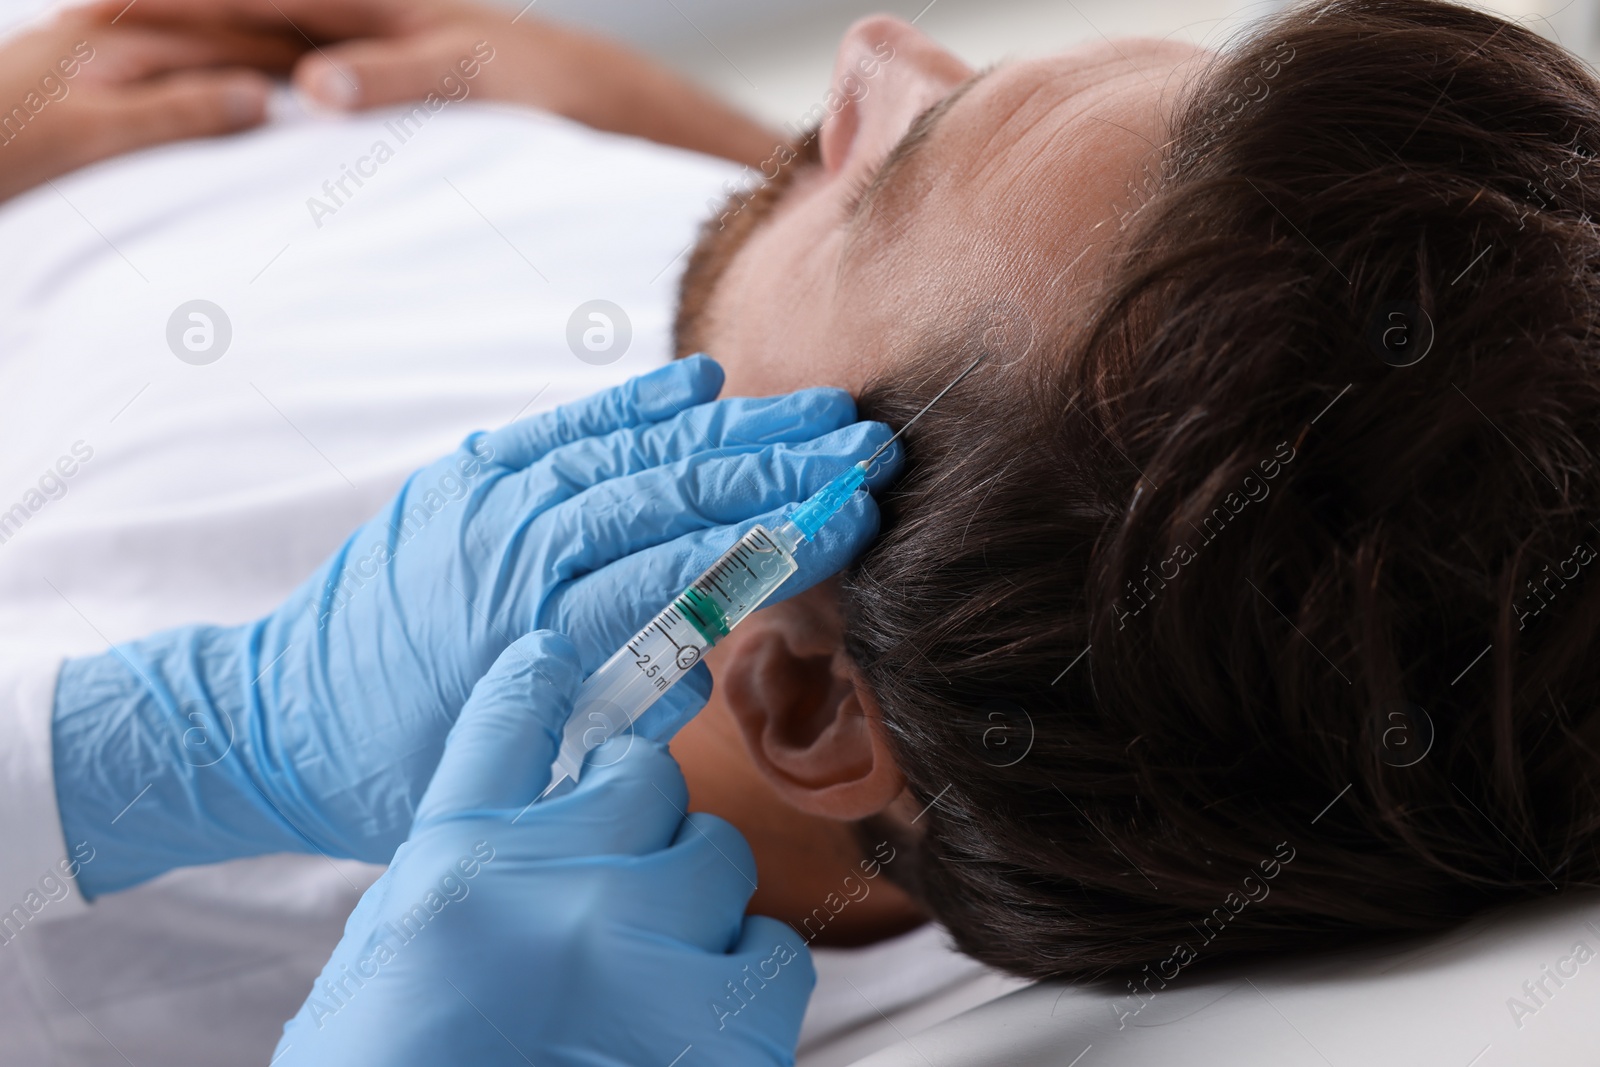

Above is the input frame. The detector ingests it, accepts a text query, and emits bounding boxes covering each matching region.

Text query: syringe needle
[860,352,986,470]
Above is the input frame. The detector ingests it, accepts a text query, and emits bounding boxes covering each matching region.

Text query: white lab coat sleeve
[0,654,89,924]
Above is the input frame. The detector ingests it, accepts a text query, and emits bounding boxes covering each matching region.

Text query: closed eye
[836,66,996,230]
[839,170,875,221]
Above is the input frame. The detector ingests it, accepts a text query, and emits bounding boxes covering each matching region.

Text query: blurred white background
[510,0,1600,126]
[0,0,1595,127]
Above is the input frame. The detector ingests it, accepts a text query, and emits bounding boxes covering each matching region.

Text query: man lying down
[676,0,1600,981]
[5,0,1600,1060]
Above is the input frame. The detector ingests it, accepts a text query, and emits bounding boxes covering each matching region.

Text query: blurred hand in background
[0,7,298,201]
[96,0,781,164]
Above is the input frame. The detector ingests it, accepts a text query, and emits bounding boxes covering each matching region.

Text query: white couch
[857,891,1600,1066]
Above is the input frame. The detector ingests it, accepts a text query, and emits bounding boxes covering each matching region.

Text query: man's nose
[819,16,973,176]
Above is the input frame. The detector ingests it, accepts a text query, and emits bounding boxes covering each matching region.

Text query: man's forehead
[841,39,1200,352]
[863,42,1194,240]
[959,47,1190,207]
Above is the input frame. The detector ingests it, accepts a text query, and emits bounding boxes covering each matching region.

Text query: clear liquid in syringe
[546,522,802,791]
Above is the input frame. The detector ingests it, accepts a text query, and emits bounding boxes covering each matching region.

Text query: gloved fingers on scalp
[533,737,690,857]
[540,489,882,671]
[411,631,583,828]
[538,419,895,586]
[670,420,896,523]
[481,354,725,470]
[526,386,859,497]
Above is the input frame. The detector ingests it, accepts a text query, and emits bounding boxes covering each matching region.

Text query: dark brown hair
[844,0,1600,980]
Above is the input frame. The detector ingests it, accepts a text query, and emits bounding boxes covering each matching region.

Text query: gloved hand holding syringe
[546,354,985,795]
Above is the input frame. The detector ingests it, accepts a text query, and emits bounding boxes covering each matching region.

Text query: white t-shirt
[0,95,1020,1064]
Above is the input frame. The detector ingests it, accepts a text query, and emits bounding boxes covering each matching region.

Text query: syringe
[544,354,984,796]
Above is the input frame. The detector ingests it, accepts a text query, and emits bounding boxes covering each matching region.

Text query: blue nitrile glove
[54,356,901,896]
[273,631,814,1067]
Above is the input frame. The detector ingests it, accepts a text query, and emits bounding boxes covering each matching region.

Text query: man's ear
[717,582,904,820]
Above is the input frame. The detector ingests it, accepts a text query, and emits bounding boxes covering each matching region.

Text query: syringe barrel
[552,521,804,783]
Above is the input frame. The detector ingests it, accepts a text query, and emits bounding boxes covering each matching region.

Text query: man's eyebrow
[849,65,998,225]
